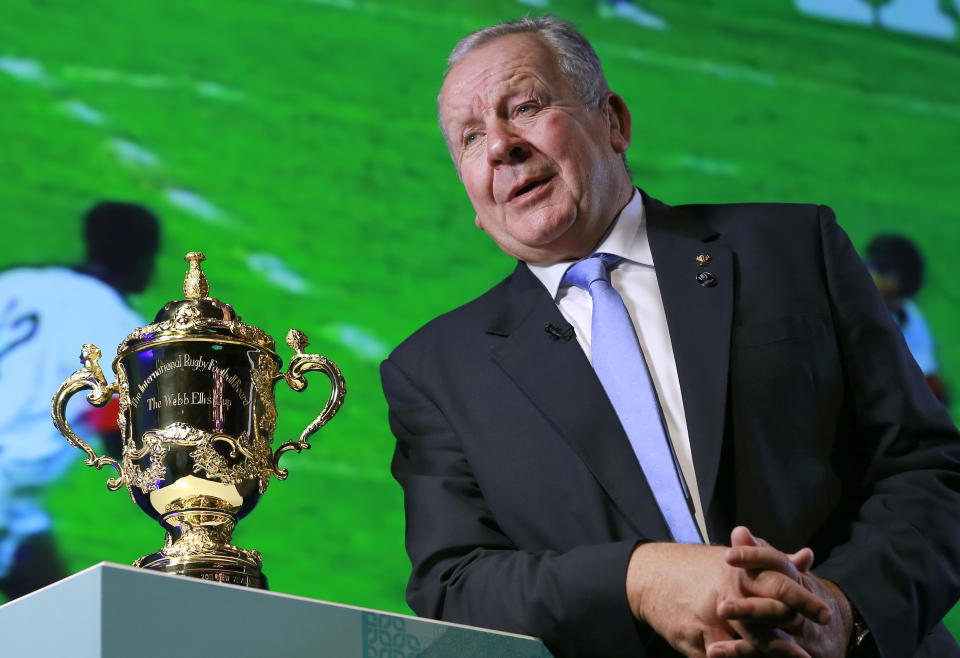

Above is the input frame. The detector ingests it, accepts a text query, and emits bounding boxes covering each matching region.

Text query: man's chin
[508,208,576,243]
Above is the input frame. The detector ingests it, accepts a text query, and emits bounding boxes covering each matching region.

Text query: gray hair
[440,15,610,146]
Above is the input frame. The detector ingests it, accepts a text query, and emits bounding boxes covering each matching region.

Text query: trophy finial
[183,252,209,299]
[286,329,310,354]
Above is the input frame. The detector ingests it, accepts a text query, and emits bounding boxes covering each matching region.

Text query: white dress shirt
[527,190,707,540]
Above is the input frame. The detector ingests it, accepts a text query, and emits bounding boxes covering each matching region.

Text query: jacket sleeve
[382,356,654,658]
[810,205,960,657]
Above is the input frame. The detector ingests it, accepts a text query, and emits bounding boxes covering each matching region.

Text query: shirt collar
[527,188,651,300]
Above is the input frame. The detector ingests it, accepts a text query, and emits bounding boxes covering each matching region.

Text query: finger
[730,526,759,549]
[725,548,829,623]
[726,545,800,579]
[681,625,737,658]
[706,639,757,657]
[699,627,740,658]
[708,631,812,658]
[727,616,814,658]
[789,547,814,572]
[679,645,707,658]
[717,597,804,630]
[748,635,812,658]
[747,571,831,625]
[728,535,814,574]
[730,526,771,549]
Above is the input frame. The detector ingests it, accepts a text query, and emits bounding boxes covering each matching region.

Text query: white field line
[163,188,227,223]
[194,80,244,101]
[61,100,105,125]
[109,138,160,167]
[0,57,51,84]
[246,252,309,293]
[323,323,391,362]
[61,65,244,100]
[600,44,777,86]
[667,154,740,177]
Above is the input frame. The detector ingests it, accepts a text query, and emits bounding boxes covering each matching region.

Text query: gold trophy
[51,252,345,588]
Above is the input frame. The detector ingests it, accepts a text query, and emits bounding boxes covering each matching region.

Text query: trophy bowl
[51,252,345,588]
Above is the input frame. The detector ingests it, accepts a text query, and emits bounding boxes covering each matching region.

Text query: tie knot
[562,253,621,291]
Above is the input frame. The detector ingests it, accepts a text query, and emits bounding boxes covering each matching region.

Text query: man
[381,16,960,658]
[866,234,948,404]
[0,201,159,600]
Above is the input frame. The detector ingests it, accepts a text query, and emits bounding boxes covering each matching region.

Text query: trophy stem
[133,495,267,589]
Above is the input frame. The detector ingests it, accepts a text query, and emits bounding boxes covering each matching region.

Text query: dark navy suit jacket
[382,192,960,657]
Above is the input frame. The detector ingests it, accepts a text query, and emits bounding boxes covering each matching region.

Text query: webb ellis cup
[51,252,345,588]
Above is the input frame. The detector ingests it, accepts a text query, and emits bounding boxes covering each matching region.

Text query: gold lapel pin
[696,253,711,266]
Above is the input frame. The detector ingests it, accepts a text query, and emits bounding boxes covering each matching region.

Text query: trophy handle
[272,329,346,480]
[50,343,125,490]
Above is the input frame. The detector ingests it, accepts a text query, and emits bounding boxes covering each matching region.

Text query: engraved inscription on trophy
[145,392,222,412]
[51,251,345,589]
[137,357,243,412]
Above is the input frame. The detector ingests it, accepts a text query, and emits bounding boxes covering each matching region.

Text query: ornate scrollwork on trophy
[114,363,138,502]
[252,352,279,442]
[51,344,125,490]
[117,314,275,355]
[174,303,202,328]
[271,329,347,480]
[123,422,275,495]
[116,363,131,444]
[157,496,262,563]
[188,428,272,494]
[123,426,171,494]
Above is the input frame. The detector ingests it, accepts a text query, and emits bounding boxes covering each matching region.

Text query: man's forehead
[440,34,559,121]
[442,69,542,119]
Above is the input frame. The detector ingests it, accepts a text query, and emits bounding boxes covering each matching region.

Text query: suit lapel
[643,193,733,536]
[487,263,673,540]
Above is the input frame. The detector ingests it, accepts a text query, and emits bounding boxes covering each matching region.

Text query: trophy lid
[116,252,277,357]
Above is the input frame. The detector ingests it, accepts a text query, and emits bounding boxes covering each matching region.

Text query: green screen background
[3,0,960,638]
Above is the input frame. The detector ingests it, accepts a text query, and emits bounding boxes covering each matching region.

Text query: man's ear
[475,215,483,230]
[603,93,632,155]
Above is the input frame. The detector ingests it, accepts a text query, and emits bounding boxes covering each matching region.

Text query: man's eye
[465,133,480,145]
[516,104,534,115]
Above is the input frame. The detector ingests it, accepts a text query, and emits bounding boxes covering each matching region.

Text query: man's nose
[486,121,529,165]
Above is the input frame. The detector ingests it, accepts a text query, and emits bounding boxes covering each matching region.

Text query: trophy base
[134,552,268,589]
[133,498,268,589]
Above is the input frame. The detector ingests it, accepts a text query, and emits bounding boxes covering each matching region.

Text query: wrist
[625,541,664,621]
[816,576,877,657]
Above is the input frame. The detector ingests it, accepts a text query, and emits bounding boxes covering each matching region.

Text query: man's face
[439,33,632,263]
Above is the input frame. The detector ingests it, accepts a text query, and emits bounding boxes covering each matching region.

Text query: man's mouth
[509,174,554,202]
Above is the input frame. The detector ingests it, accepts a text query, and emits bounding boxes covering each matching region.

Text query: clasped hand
[626,526,851,657]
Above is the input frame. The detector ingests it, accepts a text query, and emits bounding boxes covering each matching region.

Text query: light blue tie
[563,253,702,543]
